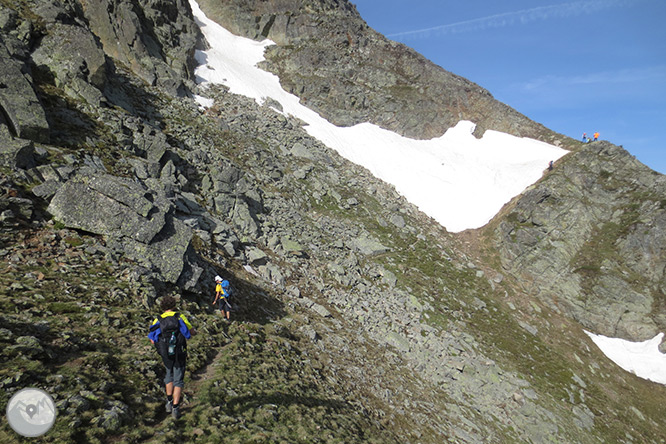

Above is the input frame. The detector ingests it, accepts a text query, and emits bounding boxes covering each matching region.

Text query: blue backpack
[221,280,232,299]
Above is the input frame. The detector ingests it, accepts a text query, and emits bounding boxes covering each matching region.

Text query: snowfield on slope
[188,1,666,386]
[188,0,567,233]
[585,332,666,385]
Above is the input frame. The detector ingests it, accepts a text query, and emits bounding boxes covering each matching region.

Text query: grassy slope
[0,8,664,438]
[0,221,400,443]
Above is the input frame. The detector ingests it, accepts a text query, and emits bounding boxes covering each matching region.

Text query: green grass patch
[187,322,397,444]
[47,301,84,313]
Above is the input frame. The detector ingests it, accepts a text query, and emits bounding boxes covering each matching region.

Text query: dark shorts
[218,298,231,312]
[164,365,185,388]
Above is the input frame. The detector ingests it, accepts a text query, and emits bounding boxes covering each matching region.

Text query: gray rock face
[47,171,193,284]
[351,235,389,256]
[31,22,107,105]
[0,40,49,143]
[80,0,200,95]
[48,172,167,244]
[204,164,263,237]
[0,125,36,169]
[494,142,666,340]
[118,217,193,284]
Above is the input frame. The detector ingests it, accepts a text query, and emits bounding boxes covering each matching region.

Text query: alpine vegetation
[0,0,665,443]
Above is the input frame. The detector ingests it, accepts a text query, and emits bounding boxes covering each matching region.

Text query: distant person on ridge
[212,275,232,321]
[582,132,587,142]
[593,132,599,141]
[148,295,194,419]
[548,160,554,171]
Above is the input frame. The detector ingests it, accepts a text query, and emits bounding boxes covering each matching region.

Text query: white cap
[215,275,222,282]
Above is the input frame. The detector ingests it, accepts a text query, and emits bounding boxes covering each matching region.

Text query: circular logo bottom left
[6,388,56,437]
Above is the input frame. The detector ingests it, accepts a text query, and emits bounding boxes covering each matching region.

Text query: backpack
[221,280,232,299]
[152,312,187,365]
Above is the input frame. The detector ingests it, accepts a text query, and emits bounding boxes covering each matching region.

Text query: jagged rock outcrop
[31,22,108,105]
[493,141,666,340]
[0,37,49,143]
[80,0,200,95]
[0,125,36,169]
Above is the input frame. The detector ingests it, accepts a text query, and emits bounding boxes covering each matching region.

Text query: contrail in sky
[387,0,637,39]
[521,65,666,91]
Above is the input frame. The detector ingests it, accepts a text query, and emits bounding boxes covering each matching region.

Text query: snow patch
[189,0,567,232]
[193,94,214,109]
[585,331,666,385]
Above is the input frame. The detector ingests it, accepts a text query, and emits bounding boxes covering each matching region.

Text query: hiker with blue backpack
[148,295,194,419]
[212,275,232,321]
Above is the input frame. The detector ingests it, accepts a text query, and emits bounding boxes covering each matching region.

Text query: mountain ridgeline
[196,0,567,143]
[0,0,664,443]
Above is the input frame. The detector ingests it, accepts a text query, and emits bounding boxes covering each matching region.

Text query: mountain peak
[196,0,571,145]
[0,0,664,443]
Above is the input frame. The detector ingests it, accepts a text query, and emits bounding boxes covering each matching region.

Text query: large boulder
[31,23,107,105]
[116,217,193,284]
[48,171,167,244]
[0,124,36,169]
[47,171,195,284]
[0,39,49,143]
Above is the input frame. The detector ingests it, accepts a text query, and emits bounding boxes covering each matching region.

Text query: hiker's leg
[173,386,182,405]
[172,366,185,405]
[164,365,175,396]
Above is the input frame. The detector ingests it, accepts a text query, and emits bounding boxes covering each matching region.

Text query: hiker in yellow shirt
[212,275,232,321]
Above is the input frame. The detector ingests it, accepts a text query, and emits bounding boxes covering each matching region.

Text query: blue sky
[352,0,666,174]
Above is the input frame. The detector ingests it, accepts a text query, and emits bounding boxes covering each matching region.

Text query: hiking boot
[165,400,172,413]
[172,404,181,419]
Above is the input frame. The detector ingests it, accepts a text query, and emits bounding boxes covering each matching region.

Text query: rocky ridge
[490,142,666,340]
[195,0,571,145]
[0,0,665,443]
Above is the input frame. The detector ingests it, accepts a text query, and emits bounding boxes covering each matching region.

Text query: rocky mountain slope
[195,0,570,145]
[0,0,665,443]
[489,142,666,341]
